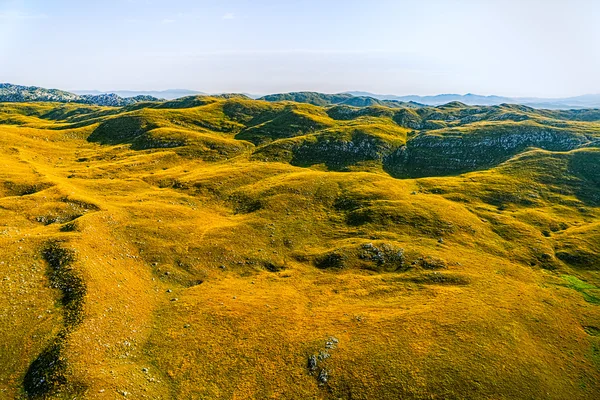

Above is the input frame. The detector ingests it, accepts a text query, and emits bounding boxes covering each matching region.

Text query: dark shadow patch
[43,241,86,326]
[584,326,600,336]
[24,241,87,398]
[406,272,470,286]
[59,221,78,232]
[556,250,600,271]
[263,261,285,273]
[87,115,157,145]
[315,252,346,269]
[23,340,67,399]
[345,209,374,226]
[2,182,54,197]
[567,150,600,206]
[333,196,366,212]
[229,193,263,214]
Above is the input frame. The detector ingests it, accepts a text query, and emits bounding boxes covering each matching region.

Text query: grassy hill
[0,96,599,399]
[260,91,422,108]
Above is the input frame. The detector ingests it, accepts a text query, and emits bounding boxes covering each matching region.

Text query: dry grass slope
[0,98,598,399]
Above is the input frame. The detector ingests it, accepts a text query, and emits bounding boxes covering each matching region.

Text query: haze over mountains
[72,88,600,109]
[4,83,600,109]
[344,91,600,109]
[72,89,206,100]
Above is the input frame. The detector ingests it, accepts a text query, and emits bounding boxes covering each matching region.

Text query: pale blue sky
[1,0,599,97]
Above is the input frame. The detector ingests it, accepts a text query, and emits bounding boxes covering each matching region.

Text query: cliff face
[385,124,591,177]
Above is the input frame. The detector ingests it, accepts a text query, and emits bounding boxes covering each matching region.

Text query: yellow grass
[0,101,598,399]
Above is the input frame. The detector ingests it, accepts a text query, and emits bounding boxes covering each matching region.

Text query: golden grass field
[0,98,598,399]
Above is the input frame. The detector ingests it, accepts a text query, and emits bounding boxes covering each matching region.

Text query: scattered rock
[358,242,405,270]
[318,369,329,385]
[307,355,317,371]
[325,337,338,349]
[306,337,340,386]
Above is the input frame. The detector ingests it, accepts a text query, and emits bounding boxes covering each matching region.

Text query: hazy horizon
[60,87,600,101]
[66,88,600,99]
[2,0,599,97]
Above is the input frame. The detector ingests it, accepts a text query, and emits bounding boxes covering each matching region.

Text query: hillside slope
[0,98,599,399]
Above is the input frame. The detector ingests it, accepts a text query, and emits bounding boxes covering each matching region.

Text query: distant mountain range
[72,89,205,100]
[346,91,600,109]
[3,83,600,109]
[0,83,162,107]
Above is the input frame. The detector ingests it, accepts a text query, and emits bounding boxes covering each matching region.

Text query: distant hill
[0,83,81,103]
[5,83,600,110]
[0,83,162,106]
[73,88,204,100]
[259,92,354,106]
[347,91,600,109]
[259,91,421,108]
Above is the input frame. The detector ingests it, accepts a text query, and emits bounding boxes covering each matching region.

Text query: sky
[0,0,599,97]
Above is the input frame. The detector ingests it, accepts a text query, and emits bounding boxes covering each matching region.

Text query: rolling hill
[0,93,599,399]
[259,91,422,108]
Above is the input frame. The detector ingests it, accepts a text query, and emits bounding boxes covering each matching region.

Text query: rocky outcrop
[254,130,403,170]
[384,124,590,177]
[0,83,160,106]
[0,83,80,103]
[79,93,159,107]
